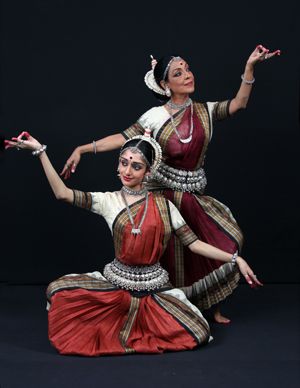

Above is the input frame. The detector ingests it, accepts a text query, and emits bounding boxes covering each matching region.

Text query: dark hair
[120,139,155,168]
[0,134,6,152]
[152,54,180,102]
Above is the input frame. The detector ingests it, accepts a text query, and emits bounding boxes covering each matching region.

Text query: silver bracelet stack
[32,144,47,156]
[231,251,238,265]
[241,74,255,85]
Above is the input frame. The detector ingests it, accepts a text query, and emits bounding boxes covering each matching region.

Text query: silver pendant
[179,135,192,144]
[131,228,141,235]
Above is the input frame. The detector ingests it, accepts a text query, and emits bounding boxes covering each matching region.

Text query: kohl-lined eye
[132,163,143,171]
[120,160,128,167]
[174,71,182,77]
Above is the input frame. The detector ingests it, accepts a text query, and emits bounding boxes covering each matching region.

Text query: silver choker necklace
[121,190,149,235]
[121,186,147,196]
[167,98,192,111]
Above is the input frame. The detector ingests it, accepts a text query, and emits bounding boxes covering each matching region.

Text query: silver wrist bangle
[241,74,255,85]
[32,144,47,156]
[92,140,97,154]
[231,251,238,265]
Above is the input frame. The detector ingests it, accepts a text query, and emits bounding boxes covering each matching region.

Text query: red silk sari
[47,193,210,356]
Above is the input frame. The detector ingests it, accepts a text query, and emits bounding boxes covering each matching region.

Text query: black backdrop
[0,0,299,283]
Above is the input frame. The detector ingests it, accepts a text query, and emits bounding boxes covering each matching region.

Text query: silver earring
[165,86,171,97]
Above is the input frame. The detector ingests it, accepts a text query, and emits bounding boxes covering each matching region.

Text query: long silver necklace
[121,190,149,235]
[167,98,194,144]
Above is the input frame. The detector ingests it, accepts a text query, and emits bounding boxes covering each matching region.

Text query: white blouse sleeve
[206,100,231,140]
[168,200,186,230]
[72,190,123,232]
[168,201,198,246]
[90,192,108,216]
[90,192,123,223]
[72,190,108,217]
[137,106,170,138]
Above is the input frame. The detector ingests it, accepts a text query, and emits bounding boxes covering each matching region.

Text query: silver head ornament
[144,55,183,95]
[120,128,162,173]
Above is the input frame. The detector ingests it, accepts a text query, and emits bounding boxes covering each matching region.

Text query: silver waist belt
[103,258,169,291]
[152,162,207,193]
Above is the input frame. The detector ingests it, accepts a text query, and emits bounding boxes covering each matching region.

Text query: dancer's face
[163,59,195,96]
[118,149,147,190]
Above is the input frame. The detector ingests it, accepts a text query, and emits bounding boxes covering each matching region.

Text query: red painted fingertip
[4,141,11,149]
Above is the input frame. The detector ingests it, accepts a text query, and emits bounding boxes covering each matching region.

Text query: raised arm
[60,133,126,179]
[229,44,281,115]
[6,132,74,203]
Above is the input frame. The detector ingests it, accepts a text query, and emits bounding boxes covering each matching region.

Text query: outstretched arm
[188,239,263,288]
[229,44,281,115]
[5,132,73,203]
[169,200,262,288]
[60,133,126,179]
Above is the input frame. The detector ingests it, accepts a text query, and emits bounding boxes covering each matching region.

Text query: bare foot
[213,309,231,324]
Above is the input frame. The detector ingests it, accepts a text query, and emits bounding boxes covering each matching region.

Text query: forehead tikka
[163,56,183,81]
[120,129,162,173]
[120,146,150,168]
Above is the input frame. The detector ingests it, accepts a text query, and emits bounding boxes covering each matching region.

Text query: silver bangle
[231,251,238,265]
[92,140,97,154]
[32,144,47,156]
[241,74,255,85]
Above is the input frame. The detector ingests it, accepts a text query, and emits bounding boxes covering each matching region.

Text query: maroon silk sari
[158,105,242,309]
[123,102,243,310]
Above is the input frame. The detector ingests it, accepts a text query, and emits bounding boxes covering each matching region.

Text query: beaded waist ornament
[103,258,169,291]
[152,161,207,193]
